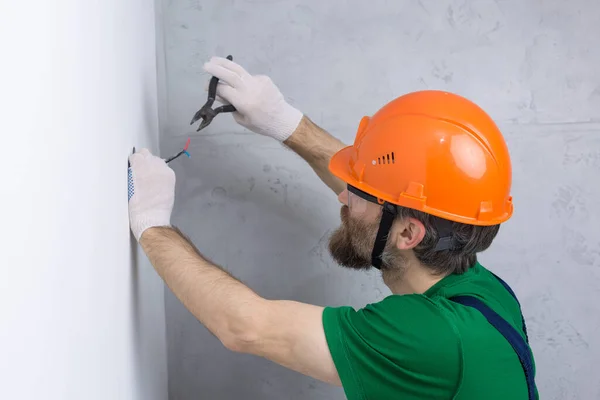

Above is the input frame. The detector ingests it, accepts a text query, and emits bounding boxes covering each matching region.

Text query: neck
[382,257,446,295]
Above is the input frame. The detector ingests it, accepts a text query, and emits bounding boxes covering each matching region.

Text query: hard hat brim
[329,146,387,202]
[329,146,358,187]
[329,145,401,203]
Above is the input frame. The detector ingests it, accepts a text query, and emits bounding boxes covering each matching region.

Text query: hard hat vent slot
[377,152,395,165]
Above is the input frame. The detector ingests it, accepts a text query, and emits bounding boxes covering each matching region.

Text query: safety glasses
[346,184,385,217]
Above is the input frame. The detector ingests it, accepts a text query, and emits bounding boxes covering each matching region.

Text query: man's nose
[338,189,349,206]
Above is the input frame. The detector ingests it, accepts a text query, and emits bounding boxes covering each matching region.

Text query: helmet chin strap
[371,203,398,269]
[371,204,456,269]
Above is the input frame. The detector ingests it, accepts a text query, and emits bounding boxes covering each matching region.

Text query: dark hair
[395,206,500,275]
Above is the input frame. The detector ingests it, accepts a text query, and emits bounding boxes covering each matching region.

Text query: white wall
[159,1,600,399]
[1,1,167,399]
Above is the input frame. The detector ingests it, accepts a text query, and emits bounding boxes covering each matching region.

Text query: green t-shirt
[322,262,537,399]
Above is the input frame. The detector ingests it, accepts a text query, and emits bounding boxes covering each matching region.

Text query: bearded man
[127,56,537,400]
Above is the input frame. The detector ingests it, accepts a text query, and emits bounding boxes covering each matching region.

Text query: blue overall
[450,274,538,400]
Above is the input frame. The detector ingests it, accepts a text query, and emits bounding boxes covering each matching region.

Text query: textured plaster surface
[158,1,600,398]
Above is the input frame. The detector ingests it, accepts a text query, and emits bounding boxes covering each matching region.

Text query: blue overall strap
[489,272,529,343]
[450,294,537,400]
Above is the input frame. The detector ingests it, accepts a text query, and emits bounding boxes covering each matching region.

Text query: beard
[328,205,407,271]
[328,205,380,270]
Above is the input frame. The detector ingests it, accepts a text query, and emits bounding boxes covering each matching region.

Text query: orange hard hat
[329,90,513,226]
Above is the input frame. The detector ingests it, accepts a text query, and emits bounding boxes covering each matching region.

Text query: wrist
[283,115,314,149]
[131,211,172,241]
[139,225,166,240]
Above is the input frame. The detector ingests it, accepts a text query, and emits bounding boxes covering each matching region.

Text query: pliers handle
[190,55,237,131]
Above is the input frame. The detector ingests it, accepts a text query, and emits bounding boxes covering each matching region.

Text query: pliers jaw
[195,117,212,132]
[190,103,237,132]
[190,104,215,132]
[190,54,237,132]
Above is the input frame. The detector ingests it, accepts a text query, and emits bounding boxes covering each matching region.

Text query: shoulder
[325,294,462,355]
[323,295,463,399]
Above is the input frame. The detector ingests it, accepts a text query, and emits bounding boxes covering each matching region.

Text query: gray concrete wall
[157,1,600,399]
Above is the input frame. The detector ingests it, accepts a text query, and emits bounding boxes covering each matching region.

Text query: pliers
[190,54,237,132]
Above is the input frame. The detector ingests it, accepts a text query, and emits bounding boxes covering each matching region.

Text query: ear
[393,217,426,250]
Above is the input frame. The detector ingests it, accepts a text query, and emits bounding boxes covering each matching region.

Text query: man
[127,56,538,399]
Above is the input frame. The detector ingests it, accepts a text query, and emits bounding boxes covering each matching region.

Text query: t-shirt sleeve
[322,295,461,400]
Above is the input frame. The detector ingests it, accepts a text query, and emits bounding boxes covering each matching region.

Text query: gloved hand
[127,148,175,241]
[203,56,303,142]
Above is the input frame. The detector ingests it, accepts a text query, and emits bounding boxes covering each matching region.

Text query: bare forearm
[139,226,341,385]
[139,226,263,348]
[284,116,347,195]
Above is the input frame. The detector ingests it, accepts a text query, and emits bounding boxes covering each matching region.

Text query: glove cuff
[130,211,172,241]
[270,103,303,142]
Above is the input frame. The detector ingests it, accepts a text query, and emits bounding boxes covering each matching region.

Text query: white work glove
[203,56,303,142]
[127,148,175,241]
